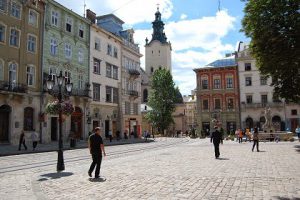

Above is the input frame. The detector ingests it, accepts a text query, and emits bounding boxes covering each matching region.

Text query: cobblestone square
[0,138,299,200]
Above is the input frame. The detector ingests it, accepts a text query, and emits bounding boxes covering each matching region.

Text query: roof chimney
[86,9,96,23]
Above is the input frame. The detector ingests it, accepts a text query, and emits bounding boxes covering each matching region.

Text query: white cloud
[180,14,187,20]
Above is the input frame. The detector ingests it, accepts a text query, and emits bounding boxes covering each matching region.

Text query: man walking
[252,127,260,152]
[211,126,223,159]
[31,130,39,150]
[18,130,27,151]
[295,125,300,142]
[88,127,106,178]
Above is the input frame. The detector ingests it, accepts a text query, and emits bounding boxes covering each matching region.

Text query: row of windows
[0,60,35,86]
[48,67,84,89]
[200,76,234,90]
[49,38,85,63]
[0,24,38,52]
[94,37,118,58]
[202,98,235,111]
[51,9,85,39]
[244,76,268,86]
[244,94,281,104]
[93,58,118,79]
[92,83,118,103]
[0,1,39,27]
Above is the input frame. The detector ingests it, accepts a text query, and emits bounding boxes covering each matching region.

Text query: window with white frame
[50,38,57,55]
[201,78,208,89]
[261,94,268,106]
[213,78,221,89]
[65,17,72,32]
[9,28,20,47]
[78,24,84,38]
[0,23,5,43]
[226,76,233,88]
[78,49,83,63]
[0,0,8,12]
[106,63,112,78]
[113,66,118,79]
[9,62,17,85]
[26,65,35,86]
[93,58,101,74]
[64,70,71,83]
[113,46,118,58]
[28,9,38,27]
[49,67,56,84]
[78,74,83,89]
[107,44,112,56]
[106,86,112,102]
[94,37,100,50]
[27,34,36,53]
[10,1,21,19]
[93,83,100,101]
[64,43,72,58]
[0,59,4,80]
[51,10,58,26]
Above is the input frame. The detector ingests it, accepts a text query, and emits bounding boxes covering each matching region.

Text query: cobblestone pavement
[0,138,299,200]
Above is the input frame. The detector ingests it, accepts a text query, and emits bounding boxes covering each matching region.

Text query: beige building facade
[0,0,45,144]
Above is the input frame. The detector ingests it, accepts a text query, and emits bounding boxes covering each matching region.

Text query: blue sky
[57,0,249,95]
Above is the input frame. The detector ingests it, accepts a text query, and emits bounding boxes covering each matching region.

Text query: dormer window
[66,17,72,32]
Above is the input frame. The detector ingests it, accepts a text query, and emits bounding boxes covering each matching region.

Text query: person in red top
[238,129,243,143]
[88,127,106,178]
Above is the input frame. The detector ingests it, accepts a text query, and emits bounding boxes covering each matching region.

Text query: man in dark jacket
[88,127,106,178]
[211,126,223,159]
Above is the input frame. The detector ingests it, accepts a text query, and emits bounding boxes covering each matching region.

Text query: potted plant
[45,101,74,116]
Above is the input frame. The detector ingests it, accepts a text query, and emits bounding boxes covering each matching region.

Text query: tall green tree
[146,68,177,135]
[242,0,300,102]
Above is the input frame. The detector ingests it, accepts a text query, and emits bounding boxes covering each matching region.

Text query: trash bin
[70,138,76,148]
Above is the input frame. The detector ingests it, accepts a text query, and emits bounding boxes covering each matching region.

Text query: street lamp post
[46,71,73,172]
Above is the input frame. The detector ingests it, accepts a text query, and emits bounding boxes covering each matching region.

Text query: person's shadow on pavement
[88,177,106,182]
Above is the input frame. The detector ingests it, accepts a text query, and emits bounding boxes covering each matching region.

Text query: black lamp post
[46,71,73,172]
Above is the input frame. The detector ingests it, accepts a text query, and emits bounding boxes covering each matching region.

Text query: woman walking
[252,127,259,152]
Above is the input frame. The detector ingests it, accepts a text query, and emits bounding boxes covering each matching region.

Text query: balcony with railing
[0,81,28,94]
[127,90,139,98]
[122,38,140,53]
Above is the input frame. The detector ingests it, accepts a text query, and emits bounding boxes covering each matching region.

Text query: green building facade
[42,0,91,143]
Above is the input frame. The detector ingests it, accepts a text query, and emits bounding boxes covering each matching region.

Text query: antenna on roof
[83,0,86,17]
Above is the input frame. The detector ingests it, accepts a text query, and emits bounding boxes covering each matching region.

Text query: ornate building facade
[237,42,300,132]
[41,0,90,143]
[194,56,240,135]
[0,0,45,144]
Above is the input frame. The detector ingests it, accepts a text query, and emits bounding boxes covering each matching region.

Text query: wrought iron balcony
[128,69,140,76]
[127,90,139,97]
[0,81,27,93]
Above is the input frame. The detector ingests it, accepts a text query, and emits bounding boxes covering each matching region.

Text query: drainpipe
[39,2,47,143]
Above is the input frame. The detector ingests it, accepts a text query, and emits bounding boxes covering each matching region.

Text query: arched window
[143,89,148,102]
[245,117,254,129]
[24,107,34,131]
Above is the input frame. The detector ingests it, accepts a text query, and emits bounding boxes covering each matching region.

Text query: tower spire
[149,7,168,44]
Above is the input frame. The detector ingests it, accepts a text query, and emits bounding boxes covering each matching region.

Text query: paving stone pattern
[0,138,299,200]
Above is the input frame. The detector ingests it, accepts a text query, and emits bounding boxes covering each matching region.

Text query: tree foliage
[146,68,177,134]
[241,0,300,102]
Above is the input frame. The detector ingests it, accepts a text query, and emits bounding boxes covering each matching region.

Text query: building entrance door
[71,107,83,139]
[0,105,11,142]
